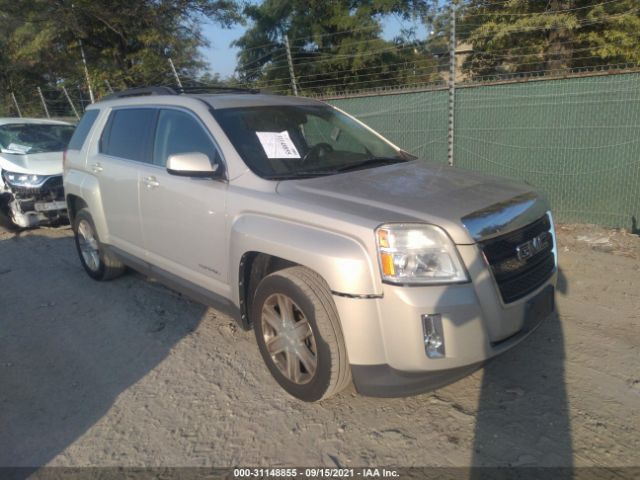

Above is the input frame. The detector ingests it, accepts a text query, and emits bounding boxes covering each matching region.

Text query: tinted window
[101,108,156,162]
[68,110,99,150]
[153,109,220,167]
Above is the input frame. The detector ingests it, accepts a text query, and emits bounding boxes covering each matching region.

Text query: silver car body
[64,93,557,397]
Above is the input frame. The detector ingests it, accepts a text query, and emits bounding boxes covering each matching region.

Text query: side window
[100,108,156,163]
[153,109,221,167]
[68,109,99,150]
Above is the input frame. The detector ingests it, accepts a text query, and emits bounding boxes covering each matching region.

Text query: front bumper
[351,362,485,398]
[348,284,554,397]
[333,242,556,397]
[0,176,67,227]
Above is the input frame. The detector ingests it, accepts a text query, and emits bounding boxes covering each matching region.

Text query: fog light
[422,314,445,358]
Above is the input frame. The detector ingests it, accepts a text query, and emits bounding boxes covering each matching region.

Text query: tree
[457,0,640,79]
[0,0,241,115]
[233,0,439,96]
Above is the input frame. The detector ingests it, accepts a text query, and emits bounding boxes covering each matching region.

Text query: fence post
[10,92,22,118]
[168,57,183,88]
[37,87,50,118]
[447,0,457,167]
[284,34,299,96]
[79,39,95,104]
[62,86,80,120]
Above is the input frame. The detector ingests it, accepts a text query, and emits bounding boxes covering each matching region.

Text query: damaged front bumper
[0,175,67,227]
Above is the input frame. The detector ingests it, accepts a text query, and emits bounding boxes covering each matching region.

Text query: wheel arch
[65,194,88,226]
[65,174,109,241]
[231,214,381,329]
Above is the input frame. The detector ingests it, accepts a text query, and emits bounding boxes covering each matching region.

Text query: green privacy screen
[328,72,640,231]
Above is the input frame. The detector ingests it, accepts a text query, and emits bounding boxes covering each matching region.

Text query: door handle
[142,176,160,189]
[91,162,103,173]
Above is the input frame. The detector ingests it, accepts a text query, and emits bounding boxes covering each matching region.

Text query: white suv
[63,87,557,401]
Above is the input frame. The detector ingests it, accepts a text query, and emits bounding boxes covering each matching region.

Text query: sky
[200,15,428,78]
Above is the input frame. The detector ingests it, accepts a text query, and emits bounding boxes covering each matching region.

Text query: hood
[276,160,549,244]
[0,151,63,176]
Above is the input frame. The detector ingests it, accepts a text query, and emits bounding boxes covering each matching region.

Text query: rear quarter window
[67,110,99,150]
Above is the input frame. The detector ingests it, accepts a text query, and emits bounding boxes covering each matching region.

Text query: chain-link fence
[328,70,640,231]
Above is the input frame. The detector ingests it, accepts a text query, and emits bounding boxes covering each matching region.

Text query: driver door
[139,107,229,296]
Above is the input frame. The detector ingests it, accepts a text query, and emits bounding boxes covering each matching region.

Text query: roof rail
[176,86,260,94]
[99,85,262,102]
[100,86,177,101]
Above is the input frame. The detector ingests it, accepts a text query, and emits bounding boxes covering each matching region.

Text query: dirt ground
[0,222,638,468]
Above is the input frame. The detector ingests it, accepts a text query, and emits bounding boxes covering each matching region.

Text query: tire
[0,208,19,231]
[252,266,351,402]
[0,196,20,231]
[73,208,126,281]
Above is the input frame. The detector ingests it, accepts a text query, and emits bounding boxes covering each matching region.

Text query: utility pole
[10,92,22,118]
[447,0,457,167]
[37,87,50,118]
[168,57,183,88]
[284,34,298,96]
[79,39,95,103]
[104,79,114,93]
[62,86,80,120]
[77,85,86,113]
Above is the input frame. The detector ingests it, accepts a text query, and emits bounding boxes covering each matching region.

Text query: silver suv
[63,86,557,402]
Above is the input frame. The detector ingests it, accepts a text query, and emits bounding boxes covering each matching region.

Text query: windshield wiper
[263,170,340,180]
[335,156,407,173]
[263,157,408,180]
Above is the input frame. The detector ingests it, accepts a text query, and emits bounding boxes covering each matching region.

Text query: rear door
[92,107,156,257]
[138,107,229,296]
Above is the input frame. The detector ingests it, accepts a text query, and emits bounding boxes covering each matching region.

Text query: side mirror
[166,152,221,178]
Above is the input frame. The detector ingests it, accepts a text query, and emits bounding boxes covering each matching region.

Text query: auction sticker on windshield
[256,131,301,159]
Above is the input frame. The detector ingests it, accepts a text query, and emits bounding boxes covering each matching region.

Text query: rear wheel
[73,208,125,281]
[252,266,351,402]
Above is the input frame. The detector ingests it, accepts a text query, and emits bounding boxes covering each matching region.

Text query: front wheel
[0,204,19,231]
[73,208,125,281]
[252,266,351,402]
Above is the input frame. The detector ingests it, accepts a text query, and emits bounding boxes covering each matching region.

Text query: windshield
[211,105,404,179]
[0,123,75,154]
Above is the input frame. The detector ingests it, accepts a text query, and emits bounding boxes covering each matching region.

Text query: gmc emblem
[516,232,551,261]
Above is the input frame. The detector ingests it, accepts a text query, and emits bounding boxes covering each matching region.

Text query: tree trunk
[546,0,573,71]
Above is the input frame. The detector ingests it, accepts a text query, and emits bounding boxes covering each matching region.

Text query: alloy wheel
[261,293,318,384]
[77,219,100,272]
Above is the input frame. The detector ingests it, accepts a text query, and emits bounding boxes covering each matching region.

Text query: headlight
[375,224,468,284]
[2,171,48,188]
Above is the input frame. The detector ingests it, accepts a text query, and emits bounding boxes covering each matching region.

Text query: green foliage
[458,0,640,78]
[233,0,439,95]
[0,0,240,116]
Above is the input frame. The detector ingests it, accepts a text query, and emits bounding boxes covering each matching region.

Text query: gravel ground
[0,222,638,468]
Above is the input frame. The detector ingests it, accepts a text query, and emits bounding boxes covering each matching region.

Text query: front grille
[43,175,63,189]
[12,175,64,201]
[479,215,555,303]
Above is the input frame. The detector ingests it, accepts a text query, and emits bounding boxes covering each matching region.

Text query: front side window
[153,109,221,167]
[0,123,75,154]
[211,105,404,179]
[100,108,156,163]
